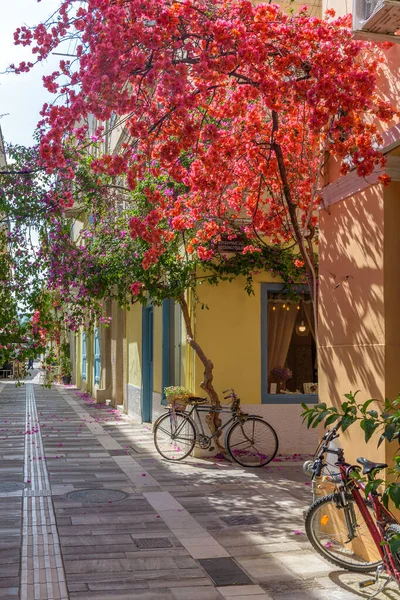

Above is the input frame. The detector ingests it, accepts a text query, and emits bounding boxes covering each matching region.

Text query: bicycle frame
[168,404,237,443]
[334,459,400,582]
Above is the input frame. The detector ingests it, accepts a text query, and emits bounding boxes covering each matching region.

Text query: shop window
[261,284,318,403]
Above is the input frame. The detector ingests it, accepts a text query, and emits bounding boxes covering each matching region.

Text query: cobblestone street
[0,380,399,600]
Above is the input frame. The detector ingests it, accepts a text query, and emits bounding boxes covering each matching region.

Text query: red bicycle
[304,421,400,595]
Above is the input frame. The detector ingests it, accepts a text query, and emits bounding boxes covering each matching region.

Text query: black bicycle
[153,388,279,467]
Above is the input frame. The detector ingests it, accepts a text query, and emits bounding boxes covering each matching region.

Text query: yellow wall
[194,275,276,402]
[86,331,94,394]
[75,331,82,388]
[126,303,142,387]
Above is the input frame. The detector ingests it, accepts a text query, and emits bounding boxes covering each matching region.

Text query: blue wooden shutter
[94,328,101,385]
[82,333,87,381]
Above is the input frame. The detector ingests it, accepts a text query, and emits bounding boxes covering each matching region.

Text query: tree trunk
[271,111,318,329]
[178,293,224,452]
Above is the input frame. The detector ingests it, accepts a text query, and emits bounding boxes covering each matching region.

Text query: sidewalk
[0,381,397,600]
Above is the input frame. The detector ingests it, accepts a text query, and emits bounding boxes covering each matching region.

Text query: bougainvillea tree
[0,143,70,374]
[7,0,397,406]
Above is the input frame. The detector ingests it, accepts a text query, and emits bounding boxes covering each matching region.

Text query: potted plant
[164,386,193,411]
[60,354,72,385]
[270,366,293,393]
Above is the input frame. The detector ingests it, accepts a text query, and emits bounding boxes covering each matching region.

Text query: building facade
[318,0,400,465]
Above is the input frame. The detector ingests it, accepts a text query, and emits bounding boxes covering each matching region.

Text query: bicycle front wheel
[305,493,383,572]
[226,417,278,467]
[153,412,196,461]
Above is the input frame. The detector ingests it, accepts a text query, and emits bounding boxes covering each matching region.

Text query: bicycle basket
[167,395,190,412]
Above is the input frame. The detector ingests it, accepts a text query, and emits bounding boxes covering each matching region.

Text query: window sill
[262,393,318,405]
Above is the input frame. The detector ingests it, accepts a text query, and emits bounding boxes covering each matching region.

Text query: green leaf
[382,491,389,509]
[307,412,316,428]
[312,411,329,427]
[365,478,383,498]
[360,418,379,443]
[378,434,386,447]
[389,484,400,508]
[364,481,374,498]
[341,415,357,432]
[389,536,400,555]
[324,414,340,427]
[361,399,375,414]
[384,423,397,442]
[367,410,378,419]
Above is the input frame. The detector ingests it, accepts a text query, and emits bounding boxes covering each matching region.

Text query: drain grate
[0,481,26,492]
[198,558,253,586]
[135,538,173,549]
[108,450,128,456]
[221,515,261,526]
[65,489,128,503]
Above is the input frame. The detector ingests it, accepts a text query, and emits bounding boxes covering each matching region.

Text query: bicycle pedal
[208,447,215,452]
[359,579,375,589]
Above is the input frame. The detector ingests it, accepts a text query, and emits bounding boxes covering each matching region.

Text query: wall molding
[322,155,400,209]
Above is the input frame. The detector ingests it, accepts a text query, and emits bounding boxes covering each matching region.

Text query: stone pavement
[0,380,399,600]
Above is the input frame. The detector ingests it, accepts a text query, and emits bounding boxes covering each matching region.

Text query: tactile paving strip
[20,384,69,600]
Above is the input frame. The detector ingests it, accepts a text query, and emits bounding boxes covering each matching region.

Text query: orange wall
[318,183,386,464]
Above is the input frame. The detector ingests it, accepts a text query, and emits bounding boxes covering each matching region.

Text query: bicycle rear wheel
[226,417,278,467]
[305,493,383,572]
[153,412,196,461]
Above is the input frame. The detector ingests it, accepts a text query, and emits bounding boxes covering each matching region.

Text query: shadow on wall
[318,184,385,405]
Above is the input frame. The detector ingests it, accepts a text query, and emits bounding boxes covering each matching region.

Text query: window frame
[261,283,318,405]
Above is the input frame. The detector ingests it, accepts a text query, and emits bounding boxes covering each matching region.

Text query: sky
[0,0,63,148]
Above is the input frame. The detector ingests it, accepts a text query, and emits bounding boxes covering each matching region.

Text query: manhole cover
[0,481,26,492]
[135,538,173,549]
[221,515,261,526]
[198,558,253,586]
[65,489,128,503]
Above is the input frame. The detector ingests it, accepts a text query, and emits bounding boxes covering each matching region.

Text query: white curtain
[267,303,297,375]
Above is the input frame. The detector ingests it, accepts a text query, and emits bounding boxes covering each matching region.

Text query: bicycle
[153,388,279,468]
[303,421,400,596]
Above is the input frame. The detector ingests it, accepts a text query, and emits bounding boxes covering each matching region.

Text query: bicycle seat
[187,396,208,404]
[357,457,388,475]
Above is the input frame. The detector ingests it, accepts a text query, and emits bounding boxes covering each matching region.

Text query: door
[141,306,154,422]
[162,299,175,405]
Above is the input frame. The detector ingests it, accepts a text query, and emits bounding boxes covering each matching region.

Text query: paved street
[0,380,399,600]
